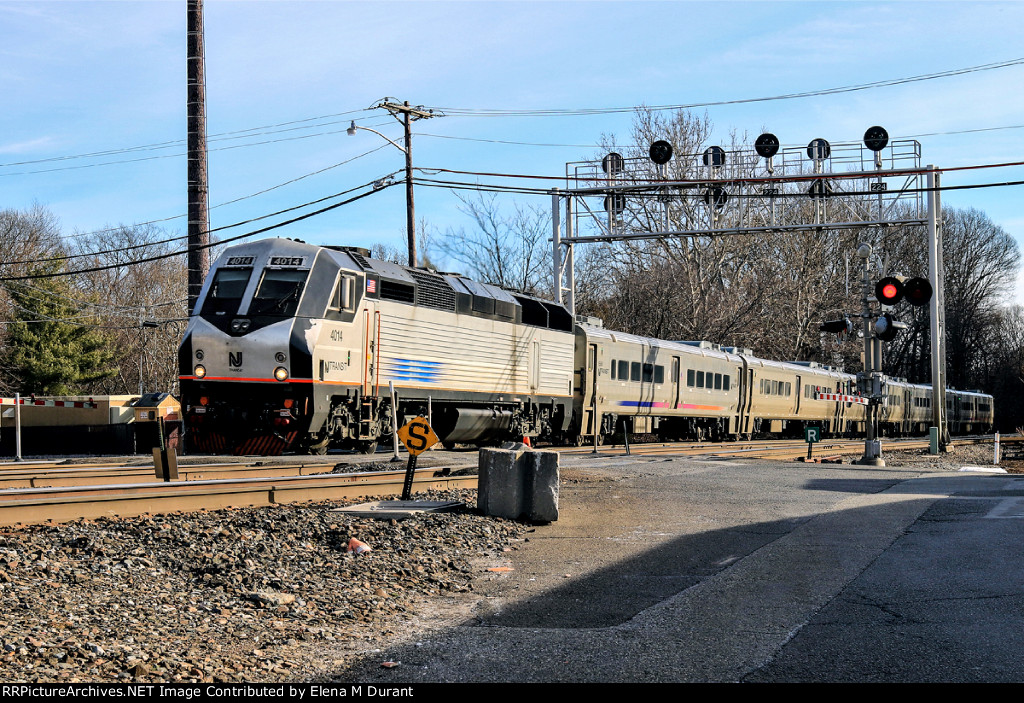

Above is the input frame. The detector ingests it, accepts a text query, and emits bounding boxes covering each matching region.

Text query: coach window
[714,373,722,390]
[642,363,654,383]
[631,362,642,382]
[619,360,629,381]
[654,365,665,384]
[696,371,705,388]
[723,375,730,391]
[687,369,695,387]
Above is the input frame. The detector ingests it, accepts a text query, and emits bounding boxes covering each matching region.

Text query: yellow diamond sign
[396,416,439,456]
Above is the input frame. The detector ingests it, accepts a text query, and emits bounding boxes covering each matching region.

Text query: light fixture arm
[347,121,407,154]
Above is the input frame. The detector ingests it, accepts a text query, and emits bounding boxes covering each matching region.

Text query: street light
[347,120,416,267]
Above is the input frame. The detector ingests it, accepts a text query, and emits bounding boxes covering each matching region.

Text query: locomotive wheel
[302,434,330,455]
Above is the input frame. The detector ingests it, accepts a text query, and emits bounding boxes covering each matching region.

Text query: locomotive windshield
[249,268,308,317]
[201,267,252,315]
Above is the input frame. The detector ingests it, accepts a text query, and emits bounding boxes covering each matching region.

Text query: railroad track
[0,434,1008,526]
[555,434,1005,461]
[0,464,477,527]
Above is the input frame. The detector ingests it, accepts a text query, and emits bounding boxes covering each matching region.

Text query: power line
[0,109,379,169]
[426,58,1024,117]
[415,122,1024,150]
[0,178,399,282]
[2,165,402,267]
[47,143,395,245]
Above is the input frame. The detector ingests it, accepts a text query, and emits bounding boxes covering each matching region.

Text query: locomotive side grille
[349,252,372,270]
[409,269,457,311]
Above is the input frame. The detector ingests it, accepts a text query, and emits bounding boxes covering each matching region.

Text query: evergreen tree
[3,262,117,395]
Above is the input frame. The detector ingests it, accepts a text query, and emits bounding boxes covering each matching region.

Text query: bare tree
[436,191,551,296]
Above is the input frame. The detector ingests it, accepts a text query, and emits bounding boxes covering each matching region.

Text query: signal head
[903,276,933,306]
[602,152,624,176]
[863,126,889,152]
[875,312,906,342]
[807,138,831,161]
[874,276,904,306]
[755,133,780,159]
[649,140,673,165]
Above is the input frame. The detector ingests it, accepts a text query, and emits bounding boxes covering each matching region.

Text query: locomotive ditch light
[274,366,289,382]
[194,364,207,379]
[649,140,673,165]
[875,276,904,306]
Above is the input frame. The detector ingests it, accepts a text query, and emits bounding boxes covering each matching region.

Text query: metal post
[565,194,576,316]
[389,381,400,460]
[427,396,433,451]
[927,166,948,448]
[403,102,416,268]
[857,244,884,466]
[14,393,22,462]
[552,189,561,305]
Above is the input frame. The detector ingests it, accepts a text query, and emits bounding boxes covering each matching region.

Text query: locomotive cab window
[201,267,252,316]
[249,268,309,316]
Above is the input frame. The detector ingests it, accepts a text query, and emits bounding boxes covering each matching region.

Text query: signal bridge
[550,127,949,452]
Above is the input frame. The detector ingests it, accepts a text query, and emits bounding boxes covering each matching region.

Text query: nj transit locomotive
[178,238,993,455]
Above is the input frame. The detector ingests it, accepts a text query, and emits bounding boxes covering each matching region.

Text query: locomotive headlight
[230,318,251,334]
[194,364,207,378]
[274,366,289,382]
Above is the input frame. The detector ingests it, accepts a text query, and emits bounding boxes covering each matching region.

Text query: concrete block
[525,451,559,523]
[478,446,559,523]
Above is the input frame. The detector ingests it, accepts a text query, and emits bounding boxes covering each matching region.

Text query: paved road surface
[332,451,1024,683]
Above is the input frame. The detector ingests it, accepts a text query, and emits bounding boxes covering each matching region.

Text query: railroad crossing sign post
[396,416,440,500]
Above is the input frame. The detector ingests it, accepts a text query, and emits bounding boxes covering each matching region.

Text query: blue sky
[3,1,1024,297]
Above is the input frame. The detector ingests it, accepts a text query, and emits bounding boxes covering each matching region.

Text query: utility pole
[375,99,439,268]
[186,0,210,314]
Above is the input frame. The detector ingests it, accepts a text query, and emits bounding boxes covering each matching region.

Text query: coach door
[737,361,753,434]
[584,343,599,435]
[671,356,680,409]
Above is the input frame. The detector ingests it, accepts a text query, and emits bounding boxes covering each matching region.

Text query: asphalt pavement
[330,449,1024,683]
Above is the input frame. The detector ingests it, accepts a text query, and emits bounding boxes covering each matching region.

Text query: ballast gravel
[0,488,526,683]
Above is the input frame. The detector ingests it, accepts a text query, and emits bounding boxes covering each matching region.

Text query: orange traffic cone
[522,435,531,447]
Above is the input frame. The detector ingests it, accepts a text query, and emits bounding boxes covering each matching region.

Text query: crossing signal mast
[819,244,934,465]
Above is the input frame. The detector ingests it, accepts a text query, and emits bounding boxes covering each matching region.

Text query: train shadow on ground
[321,472,954,682]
